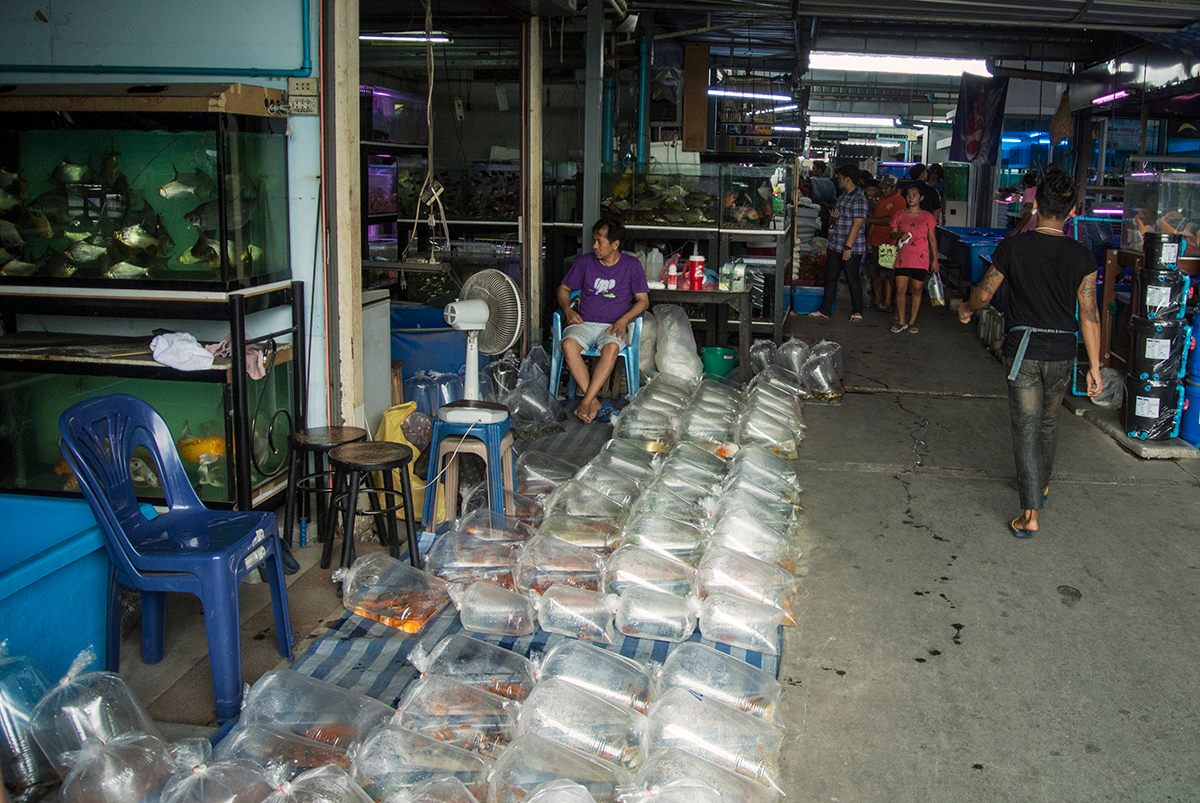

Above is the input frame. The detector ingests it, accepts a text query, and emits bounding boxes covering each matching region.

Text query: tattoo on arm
[1079,274,1099,323]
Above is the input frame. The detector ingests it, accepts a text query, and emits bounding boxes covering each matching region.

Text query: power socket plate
[289,96,318,115]
[288,77,318,96]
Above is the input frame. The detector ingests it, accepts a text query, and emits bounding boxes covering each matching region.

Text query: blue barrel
[1123,377,1184,441]
[1181,381,1200,446]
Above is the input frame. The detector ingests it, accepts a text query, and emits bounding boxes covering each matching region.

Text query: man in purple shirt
[558,217,649,423]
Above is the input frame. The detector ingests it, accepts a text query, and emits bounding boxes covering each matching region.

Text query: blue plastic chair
[548,290,643,400]
[58,394,294,721]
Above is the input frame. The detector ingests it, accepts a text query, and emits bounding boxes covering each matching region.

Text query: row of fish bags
[612,375,695,443]
[449,580,537,637]
[334,553,451,635]
[425,530,522,588]
[394,674,520,758]
[349,725,492,801]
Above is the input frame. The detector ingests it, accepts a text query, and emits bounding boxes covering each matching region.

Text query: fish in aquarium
[157,168,217,202]
[0,220,26,249]
[114,221,173,254]
[0,186,20,214]
[178,236,236,268]
[197,453,224,488]
[45,253,77,278]
[176,421,227,463]
[184,194,258,232]
[0,166,17,189]
[66,240,108,264]
[128,457,160,488]
[63,218,95,241]
[50,157,92,185]
[0,259,38,276]
[24,210,53,239]
[28,189,69,224]
[105,261,150,279]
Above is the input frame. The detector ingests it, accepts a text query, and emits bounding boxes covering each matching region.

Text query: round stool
[323,441,421,572]
[282,426,368,549]
[422,401,518,530]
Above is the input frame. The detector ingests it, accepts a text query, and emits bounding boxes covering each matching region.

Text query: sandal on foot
[594,401,616,422]
[1009,517,1036,539]
[850,313,863,322]
[890,323,908,334]
[908,326,920,334]
[808,311,830,319]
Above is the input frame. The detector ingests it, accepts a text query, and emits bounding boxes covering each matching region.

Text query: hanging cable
[402,0,437,262]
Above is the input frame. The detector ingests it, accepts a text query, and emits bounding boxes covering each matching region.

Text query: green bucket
[702,346,737,378]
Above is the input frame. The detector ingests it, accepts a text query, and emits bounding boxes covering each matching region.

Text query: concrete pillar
[523,17,544,347]
[582,0,604,229]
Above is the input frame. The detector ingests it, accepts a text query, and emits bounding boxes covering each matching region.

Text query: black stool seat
[329,441,413,472]
[324,440,421,573]
[290,426,368,450]
[282,426,369,550]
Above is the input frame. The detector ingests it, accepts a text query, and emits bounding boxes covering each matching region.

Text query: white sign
[1160,243,1179,264]
[1135,395,1161,418]
[1144,338,1172,361]
[1146,285,1173,309]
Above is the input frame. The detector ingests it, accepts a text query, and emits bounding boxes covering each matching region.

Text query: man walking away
[958,172,1103,537]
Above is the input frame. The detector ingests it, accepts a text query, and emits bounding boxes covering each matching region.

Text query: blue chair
[548,290,643,400]
[58,394,294,721]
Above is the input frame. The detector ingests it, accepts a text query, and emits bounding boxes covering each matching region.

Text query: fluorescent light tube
[750,104,799,115]
[773,125,804,132]
[360,32,451,44]
[708,88,792,102]
[1001,137,1022,144]
[809,52,990,77]
[1091,90,1129,105]
[811,114,897,127]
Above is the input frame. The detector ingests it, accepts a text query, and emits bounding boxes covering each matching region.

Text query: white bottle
[646,247,664,282]
[666,263,678,289]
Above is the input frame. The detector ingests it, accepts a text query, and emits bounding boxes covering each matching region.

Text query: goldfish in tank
[176,421,227,463]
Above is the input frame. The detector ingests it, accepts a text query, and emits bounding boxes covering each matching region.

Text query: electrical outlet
[454,98,464,121]
[289,96,318,115]
[288,77,318,96]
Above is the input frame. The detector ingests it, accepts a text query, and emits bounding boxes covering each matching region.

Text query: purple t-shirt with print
[562,252,649,324]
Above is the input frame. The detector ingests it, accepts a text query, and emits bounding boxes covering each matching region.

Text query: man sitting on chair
[558,216,649,423]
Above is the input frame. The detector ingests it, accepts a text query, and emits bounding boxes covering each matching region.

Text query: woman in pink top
[888,186,940,334]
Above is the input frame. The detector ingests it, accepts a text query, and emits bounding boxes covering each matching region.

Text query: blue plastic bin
[0,496,136,680]
[791,286,833,314]
[940,226,1006,284]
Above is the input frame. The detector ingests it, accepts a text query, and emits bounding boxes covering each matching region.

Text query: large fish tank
[0,90,289,291]
[1122,157,1200,255]
[0,345,294,507]
[599,162,791,231]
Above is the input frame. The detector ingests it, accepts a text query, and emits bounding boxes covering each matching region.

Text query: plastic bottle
[666,263,678,290]
[646,247,664,283]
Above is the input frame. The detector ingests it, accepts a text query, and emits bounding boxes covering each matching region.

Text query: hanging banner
[950,74,1009,165]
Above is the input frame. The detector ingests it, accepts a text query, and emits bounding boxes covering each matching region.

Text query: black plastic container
[1136,268,1189,319]
[1129,316,1190,381]
[1142,232,1184,272]
[1123,376,1183,440]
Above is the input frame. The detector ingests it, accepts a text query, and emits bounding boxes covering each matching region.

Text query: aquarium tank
[1122,157,1200,254]
[0,101,289,290]
[599,162,790,231]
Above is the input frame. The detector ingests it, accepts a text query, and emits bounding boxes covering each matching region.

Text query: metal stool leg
[282,447,302,548]
[397,466,421,568]
[314,451,330,544]
[320,466,343,570]
[340,470,363,570]
[380,468,402,561]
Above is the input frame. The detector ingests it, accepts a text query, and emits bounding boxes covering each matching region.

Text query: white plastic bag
[239,669,394,750]
[394,675,520,757]
[534,586,618,644]
[350,726,492,802]
[535,640,654,713]
[653,305,703,383]
[449,581,537,637]
[516,678,645,769]
[656,641,783,720]
[614,589,700,643]
[488,733,632,803]
[408,634,537,701]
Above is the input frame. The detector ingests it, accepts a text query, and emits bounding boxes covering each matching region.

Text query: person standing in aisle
[889,185,939,334]
[808,160,838,237]
[957,172,1103,537]
[866,174,906,312]
[810,164,869,321]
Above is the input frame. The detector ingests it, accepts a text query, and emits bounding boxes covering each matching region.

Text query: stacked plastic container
[1125,233,1192,440]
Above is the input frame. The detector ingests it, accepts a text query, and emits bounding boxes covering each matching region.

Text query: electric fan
[441,268,524,424]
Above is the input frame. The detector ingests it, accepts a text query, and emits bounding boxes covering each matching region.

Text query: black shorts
[894,268,929,282]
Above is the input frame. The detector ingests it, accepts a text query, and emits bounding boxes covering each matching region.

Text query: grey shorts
[563,321,626,352]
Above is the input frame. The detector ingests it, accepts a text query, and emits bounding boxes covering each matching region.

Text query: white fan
[441,268,524,424]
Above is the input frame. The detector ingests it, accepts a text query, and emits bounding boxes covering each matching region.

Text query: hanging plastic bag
[534,586,618,644]
[333,553,450,635]
[645,687,785,793]
[1090,367,1124,410]
[213,724,351,776]
[655,641,783,721]
[516,678,645,769]
[159,759,273,803]
[408,634,537,701]
[773,338,812,376]
[57,732,174,803]
[653,304,704,383]
[927,270,946,306]
[620,511,707,564]
[604,545,696,598]
[260,765,373,803]
[394,675,520,757]
[536,513,624,553]
[449,581,537,637]
[535,640,654,713]
[514,535,605,594]
[634,748,780,803]
[239,669,394,750]
[527,778,597,802]
[698,592,784,655]
[697,547,798,625]
[614,589,700,643]
[349,726,492,802]
[29,648,161,777]
[426,530,521,588]
[0,645,53,798]
[488,733,633,803]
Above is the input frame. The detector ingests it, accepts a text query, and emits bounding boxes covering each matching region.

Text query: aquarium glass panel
[1122,157,1200,253]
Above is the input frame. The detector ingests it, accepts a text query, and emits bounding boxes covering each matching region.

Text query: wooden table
[648,287,753,382]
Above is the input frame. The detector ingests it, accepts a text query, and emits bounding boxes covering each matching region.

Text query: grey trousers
[1005,356,1072,510]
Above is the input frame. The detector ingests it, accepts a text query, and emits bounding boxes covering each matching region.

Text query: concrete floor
[125,293,1200,800]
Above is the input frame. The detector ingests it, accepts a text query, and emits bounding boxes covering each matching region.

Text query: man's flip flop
[1043,485,1050,503]
[594,402,616,422]
[1009,517,1036,539]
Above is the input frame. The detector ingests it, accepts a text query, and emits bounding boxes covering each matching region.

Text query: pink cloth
[890,210,939,270]
[205,337,267,379]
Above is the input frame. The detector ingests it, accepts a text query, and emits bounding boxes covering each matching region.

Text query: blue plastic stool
[422,404,518,529]
[58,394,294,722]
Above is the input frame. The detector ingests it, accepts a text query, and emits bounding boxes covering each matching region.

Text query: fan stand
[438,331,510,425]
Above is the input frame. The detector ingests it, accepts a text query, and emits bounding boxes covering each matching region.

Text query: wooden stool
[282,426,368,548]
[323,441,421,571]
[436,432,516,522]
